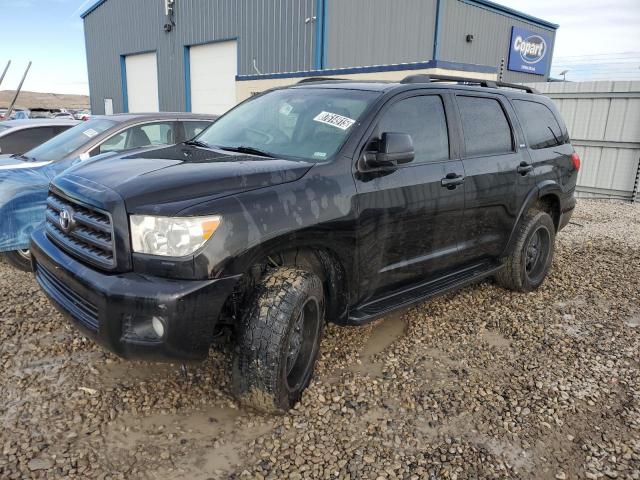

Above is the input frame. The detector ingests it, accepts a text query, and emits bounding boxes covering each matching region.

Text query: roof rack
[400,73,539,94]
[297,77,350,84]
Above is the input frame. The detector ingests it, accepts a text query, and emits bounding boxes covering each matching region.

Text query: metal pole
[498,58,505,82]
[632,155,640,203]
[0,60,10,88]
[4,61,31,120]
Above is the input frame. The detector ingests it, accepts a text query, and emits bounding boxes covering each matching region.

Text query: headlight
[130,215,221,257]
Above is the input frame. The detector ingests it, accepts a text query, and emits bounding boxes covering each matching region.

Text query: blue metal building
[81,0,558,114]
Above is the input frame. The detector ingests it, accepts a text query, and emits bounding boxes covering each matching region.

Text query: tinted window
[198,88,379,162]
[457,96,513,156]
[27,118,116,161]
[513,100,566,150]
[99,121,174,154]
[53,125,73,135]
[183,121,213,139]
[0,127,57,155]
[377,95,449,164]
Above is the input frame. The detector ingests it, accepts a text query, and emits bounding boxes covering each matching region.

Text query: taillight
[570,152,581,171]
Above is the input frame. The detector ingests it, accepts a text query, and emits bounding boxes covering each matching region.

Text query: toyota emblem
[59,208,75,233]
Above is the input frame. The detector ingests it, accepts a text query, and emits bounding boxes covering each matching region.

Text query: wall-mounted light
[164,0,175,32]
[466,34,474,43]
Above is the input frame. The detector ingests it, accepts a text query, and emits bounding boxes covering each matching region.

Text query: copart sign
[507,26,552,75]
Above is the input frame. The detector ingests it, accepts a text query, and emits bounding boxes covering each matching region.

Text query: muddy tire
[232,267,324,413]
[496,210,555,292]
[1,249,32,272]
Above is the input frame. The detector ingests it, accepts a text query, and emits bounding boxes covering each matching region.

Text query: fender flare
[215,234,354,324]
[501,180,562,258]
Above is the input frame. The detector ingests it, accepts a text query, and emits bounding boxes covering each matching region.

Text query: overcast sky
[2,0,639,95]
[499,0,640,80]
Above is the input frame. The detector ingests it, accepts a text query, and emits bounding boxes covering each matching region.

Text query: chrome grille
[45,191,116,269]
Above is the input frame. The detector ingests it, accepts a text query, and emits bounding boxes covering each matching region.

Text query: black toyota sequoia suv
[30,75,578,412]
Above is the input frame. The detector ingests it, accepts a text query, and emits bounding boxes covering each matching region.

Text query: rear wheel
[495,210,555,292]
[232,267,324,413]
[1,249,32,272]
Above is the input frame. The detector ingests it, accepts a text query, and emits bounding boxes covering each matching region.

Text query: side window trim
[358,91,455,168]
[454,92,518,159]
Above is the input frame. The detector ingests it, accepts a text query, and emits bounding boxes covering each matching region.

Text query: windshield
[26,118,116,162]
[197,88,379,161]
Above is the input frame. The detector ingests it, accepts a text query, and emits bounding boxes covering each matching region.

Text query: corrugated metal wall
[84,0,316,114]
[528,81,640,201]
[439,0,556,84]
[84,0,557,114]
[324,0,437,69]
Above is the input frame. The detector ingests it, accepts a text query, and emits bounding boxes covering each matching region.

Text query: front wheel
[495,210,555,292]
[1,249,32,272]
[232,267,324,413]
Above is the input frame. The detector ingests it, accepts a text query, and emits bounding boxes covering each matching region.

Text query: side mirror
[363,132,414,168]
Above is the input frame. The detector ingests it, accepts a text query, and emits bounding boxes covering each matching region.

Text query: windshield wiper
[218,145,275,158]
[183,139,211,148]
[11,153,35,161]
[547,126,561,146]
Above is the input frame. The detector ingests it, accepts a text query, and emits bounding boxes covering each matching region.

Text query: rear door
[354,91,466,304]
[511,99,573,188]
[455,93,532,263]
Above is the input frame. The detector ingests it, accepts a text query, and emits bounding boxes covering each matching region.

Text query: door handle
[517,162,534,175]
[441,173,465,189]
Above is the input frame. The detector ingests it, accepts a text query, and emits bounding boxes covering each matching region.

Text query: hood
[61,144,314,214]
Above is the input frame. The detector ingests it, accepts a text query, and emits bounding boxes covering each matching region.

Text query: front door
[354,92,466,305]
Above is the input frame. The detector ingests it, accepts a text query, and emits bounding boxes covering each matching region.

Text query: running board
[347,262,503,325]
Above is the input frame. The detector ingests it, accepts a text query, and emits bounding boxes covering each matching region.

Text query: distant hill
[0,90,89,110]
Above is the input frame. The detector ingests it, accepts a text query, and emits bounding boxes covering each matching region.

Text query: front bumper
[30,227,240,361]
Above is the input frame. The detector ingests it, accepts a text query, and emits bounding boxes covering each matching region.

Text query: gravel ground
[1,200,639,479]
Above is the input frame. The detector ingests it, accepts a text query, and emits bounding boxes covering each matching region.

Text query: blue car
[0,113,217,271]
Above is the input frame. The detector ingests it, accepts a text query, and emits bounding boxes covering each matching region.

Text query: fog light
[122,315,166,342]
[152,316,166,338]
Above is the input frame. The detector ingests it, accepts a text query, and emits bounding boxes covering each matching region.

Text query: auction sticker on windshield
[313,111,355,130]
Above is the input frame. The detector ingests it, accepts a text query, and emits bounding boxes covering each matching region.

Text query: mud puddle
[625,313,640,328]
[104,406,273,478]
[350,312,407,377]
[97,359,182,387]
[480,329,512,349]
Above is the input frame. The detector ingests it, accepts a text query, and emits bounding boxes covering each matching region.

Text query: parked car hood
[61,144,315,214]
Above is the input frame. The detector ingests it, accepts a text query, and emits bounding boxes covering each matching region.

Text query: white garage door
[190,41,237,115]
[125,52,159,112]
